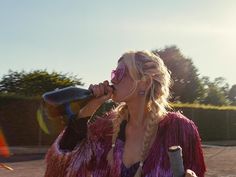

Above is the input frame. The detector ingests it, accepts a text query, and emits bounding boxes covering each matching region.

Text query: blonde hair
[107,51,172,177]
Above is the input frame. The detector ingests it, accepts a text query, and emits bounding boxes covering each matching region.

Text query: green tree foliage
[200,76,229,106]
[153,46,204,103]
[229,84,236,105]
[0,70,83,97]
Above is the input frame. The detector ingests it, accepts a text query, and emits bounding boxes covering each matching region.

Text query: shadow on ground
[0,154,45,163]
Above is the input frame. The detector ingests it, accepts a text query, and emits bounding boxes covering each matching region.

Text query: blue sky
[0,0,235,88]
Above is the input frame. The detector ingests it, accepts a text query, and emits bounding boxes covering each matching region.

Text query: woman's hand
[88,80,113,104]
[185,169,197,177]
[78,80,113,118]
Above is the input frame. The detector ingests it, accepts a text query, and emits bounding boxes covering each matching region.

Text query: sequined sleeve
[44,111,114,177]
[164,112,206,177]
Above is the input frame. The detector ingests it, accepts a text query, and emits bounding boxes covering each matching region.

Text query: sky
[0,0,236,88]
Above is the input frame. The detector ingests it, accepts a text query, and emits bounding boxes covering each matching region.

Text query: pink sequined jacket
[44,111,206,177]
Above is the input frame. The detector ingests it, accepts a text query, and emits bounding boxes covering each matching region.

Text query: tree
[214,77,229,96]
[229,84,236,105]
[153,46,204,103]
[0,70,83,97]
[200,76,230,105]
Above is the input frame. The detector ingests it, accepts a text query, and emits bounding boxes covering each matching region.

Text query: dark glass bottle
[42,87,94,119]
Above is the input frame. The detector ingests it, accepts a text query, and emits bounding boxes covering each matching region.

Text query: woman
[45,51,206,177]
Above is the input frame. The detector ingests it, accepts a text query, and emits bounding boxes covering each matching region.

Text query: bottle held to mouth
[42,85,114,119]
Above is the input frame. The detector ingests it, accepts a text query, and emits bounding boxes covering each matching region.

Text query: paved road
[0,146,236,177]
[0,159,45,177]
[203,146,236,177]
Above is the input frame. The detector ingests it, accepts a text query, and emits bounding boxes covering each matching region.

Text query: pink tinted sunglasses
[111,63,126,84]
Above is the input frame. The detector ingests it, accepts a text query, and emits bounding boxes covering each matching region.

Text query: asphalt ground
[0,145,236,177]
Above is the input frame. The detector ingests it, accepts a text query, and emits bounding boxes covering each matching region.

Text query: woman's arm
[59,116,90,151]
[45,103,115,177]
[175,113,206,177]
[45,81,114,177]
[185,169,198,177]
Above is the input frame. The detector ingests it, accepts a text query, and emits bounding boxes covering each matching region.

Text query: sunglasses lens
[116,69,123,81]
[111,70,116,81]
[111,63,126,84]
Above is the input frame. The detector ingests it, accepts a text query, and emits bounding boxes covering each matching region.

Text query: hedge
[0,95,236,146]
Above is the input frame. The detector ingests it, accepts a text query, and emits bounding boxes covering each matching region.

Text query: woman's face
[111,61,137,102]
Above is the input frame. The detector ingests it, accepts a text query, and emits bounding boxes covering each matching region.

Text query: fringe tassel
[44,134,72,177]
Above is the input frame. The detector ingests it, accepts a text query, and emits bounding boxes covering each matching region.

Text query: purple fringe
[44,111,206,177]
[44,131,73,177]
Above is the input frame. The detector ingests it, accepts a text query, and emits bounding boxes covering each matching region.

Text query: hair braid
[134,51,171,177]
[134,83,164,177]
[107,103,129,166]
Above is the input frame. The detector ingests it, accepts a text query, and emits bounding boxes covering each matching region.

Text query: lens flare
[36,108,50,134]
[37,104,66,135]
